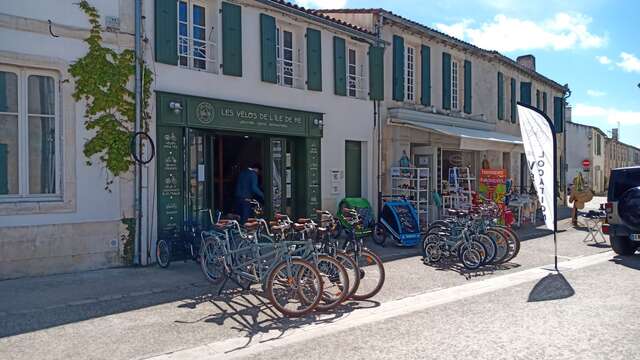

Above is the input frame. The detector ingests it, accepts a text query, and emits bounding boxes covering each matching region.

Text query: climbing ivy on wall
[69,0,152,190]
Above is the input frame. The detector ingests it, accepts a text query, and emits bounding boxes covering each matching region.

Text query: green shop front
[156,92,322,243]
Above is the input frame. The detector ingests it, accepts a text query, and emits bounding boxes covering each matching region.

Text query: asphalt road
[0,224,635,360]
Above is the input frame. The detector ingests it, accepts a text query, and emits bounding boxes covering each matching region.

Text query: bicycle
[156,208,220,268]
[199,218,324,317]
[341,208,386,300]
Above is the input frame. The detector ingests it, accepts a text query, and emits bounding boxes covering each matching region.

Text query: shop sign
[479,169,507,203]
[187,97,321,137]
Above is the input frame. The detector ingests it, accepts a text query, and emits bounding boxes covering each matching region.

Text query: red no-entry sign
[582,159,591,169]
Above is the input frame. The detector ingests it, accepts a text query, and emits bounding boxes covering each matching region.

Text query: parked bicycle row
[157,201,385,317]
[422,203,521,270]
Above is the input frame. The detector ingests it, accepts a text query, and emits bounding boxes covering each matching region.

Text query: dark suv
[604,166,640,255]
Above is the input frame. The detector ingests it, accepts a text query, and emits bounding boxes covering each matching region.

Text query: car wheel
[610,235,638,256]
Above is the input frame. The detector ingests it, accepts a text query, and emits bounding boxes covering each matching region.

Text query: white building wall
[0,1,135,279]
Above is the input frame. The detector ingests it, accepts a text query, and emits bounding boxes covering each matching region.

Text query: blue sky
[296,0,640,147]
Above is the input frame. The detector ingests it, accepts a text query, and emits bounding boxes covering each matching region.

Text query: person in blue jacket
[234,163,264,222]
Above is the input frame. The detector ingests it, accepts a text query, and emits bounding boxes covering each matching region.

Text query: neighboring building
[565,121,607,194]
[320,9,568,219]
[604,128,640,188]
[0,1,137,279]
[0,0,383,278]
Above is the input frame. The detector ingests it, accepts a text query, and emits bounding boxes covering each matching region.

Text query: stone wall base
[0,220,123,280]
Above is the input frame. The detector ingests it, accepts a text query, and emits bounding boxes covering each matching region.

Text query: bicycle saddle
[271,225,285,233]
[275,213,288,221]
[214,219,234,229]
[243,222,259,231]
[297,218,312,224]
[292,223,306,231]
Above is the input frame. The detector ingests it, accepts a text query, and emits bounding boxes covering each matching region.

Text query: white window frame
[451,60,459,110]
[347,46,367,99]
[0,64,61,202]
[405,45,416,102]
[276,23,303,89]
[177,0,217,72]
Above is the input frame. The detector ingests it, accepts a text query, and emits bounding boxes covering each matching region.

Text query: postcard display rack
[390,167,430,230]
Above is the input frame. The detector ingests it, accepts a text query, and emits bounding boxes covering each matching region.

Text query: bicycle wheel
[350,248,385,300]
[423,240,443,264]
[457,240,487,270]
[459,247,483,270]
[421,233,442,258]
[492,226,520,263]
[266,259,323,317]
[473,234,497,265]
[315,255,350,311]
[486,229,509,264]
[335,251,360,299]
[156,239,171,268]
[199,237,226,285]
[372,223,388,246]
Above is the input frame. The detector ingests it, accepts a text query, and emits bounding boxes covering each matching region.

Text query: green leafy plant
[69,0,152,190]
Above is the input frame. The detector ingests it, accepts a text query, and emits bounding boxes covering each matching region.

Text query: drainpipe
[133,0,143,265]
[375,14,384,216]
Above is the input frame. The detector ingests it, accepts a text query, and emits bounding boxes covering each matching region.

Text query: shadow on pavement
[0,264,215,339]
[175,286,379,354]
[528,273,575,302]
[610,255,640,271]
[423,258,521,280]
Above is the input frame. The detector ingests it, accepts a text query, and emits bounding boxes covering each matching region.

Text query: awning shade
[391,119,523,151]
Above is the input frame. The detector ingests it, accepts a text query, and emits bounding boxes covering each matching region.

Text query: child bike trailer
[374,198,421,247]
[336,197,375,238]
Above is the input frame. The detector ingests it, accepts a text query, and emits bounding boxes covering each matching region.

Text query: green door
[345,141,362,198]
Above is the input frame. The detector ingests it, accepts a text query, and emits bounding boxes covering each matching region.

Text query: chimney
[612,128,619,140]
[517,55,536,71]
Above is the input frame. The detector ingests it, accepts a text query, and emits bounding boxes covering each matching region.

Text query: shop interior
[188,131,265,223]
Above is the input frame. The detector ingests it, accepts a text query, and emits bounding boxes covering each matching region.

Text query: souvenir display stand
[442,167,474,211]
[390,167,430,231]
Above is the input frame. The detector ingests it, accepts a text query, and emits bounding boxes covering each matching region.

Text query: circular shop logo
[196,102,215,124]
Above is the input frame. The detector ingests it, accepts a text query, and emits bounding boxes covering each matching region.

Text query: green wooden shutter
[306,28,322,91]
[510,78,516,123]
[543,92,548,114]
[536,89,541,109]
[259,14,277,83]
[368,46,384,100]
[420,45,431,106]
[497,72,504,120]
[442,52,451,110]
[463,60,472,114]
[222,2,242,76]
[155,0,178,65]
[0,144,7,195]
[392,35,404,101]
[554,96,564,133]
[333,36,346,96]
[520,81,531,105]
[345,141,362,197]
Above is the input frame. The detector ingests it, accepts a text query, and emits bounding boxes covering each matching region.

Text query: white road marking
[142,251,615,360]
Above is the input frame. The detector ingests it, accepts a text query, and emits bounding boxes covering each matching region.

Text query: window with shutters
[451,60,459,110]
[405,46,416,102]
[178,0,217,72]
[0,65,60,200]
[276,24,303,89]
